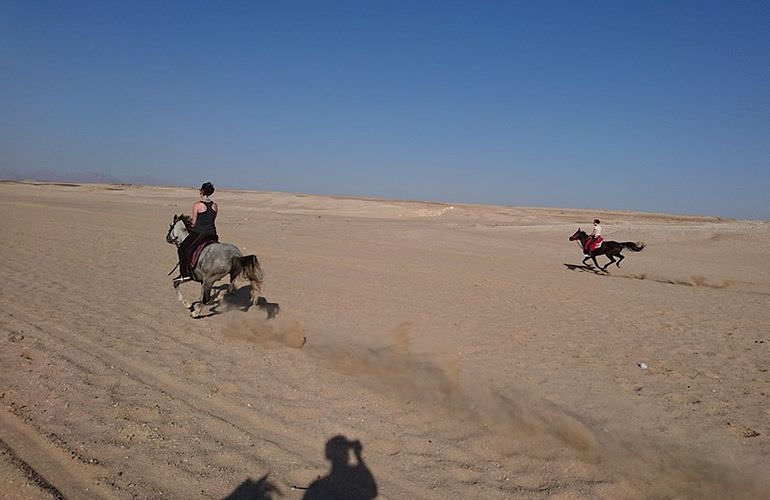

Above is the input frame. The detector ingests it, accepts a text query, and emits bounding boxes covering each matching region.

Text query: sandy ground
[1,181,768,499]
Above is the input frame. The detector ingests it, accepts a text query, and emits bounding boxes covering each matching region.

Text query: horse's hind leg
[603,254,616,272]
[226,268,238,295]
[616,253,624,268]
[201,279,215,305]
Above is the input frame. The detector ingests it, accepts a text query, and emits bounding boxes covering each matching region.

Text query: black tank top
[193,201,217,235]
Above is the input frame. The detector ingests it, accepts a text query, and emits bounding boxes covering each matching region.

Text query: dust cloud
[304,322,769,498]
[223,316,306,349]
[221,317,767,497]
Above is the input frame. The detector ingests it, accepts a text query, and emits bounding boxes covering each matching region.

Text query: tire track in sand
[0,408,117,499]
[1,306,427,499]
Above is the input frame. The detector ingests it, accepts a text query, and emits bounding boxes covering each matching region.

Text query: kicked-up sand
[1,181,768,499]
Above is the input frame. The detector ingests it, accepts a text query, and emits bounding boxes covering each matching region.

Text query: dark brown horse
[569,228,645,271]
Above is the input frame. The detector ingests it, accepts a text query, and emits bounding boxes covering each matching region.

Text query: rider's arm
[190,202,203,226]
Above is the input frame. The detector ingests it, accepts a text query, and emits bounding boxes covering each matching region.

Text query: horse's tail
[232,255,264,301]
[621,241,645,252]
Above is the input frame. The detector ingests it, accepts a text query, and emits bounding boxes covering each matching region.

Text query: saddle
[584,236,604,253]
[189,235,218,270]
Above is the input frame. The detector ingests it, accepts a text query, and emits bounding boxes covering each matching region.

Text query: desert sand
[1,181,768,499]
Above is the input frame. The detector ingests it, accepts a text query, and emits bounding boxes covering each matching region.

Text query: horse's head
[569,228,586,241]
[166,214,191,246]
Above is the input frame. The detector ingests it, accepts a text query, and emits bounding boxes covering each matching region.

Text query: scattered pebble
[637,362,648,370]
[743,428,760,438]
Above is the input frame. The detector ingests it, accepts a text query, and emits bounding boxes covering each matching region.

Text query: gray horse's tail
[621,241,645,252]
[232,255,264,301]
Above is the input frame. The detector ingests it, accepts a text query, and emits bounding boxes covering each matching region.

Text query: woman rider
[585,218,602,255]
[175,182,219,283]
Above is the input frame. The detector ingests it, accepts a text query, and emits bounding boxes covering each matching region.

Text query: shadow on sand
[194,285,280,319]
[563,263,608,275]
[300,435,378,500]
[223,436,377,500]
[223,474,281,500]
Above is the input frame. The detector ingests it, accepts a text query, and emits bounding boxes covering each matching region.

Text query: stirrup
[173,276,192,284]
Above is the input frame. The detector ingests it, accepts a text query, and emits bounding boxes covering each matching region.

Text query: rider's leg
[176,232,199,280]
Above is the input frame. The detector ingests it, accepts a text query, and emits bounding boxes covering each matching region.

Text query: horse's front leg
[174,281,194,310]
[191,279,215,318]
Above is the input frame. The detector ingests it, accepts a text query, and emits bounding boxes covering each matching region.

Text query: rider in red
[585,219,603,255]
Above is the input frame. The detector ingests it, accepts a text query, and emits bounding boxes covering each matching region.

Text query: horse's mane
[177,214,194,232]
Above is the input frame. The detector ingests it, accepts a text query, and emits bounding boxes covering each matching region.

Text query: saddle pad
[585,236,604,253]
[190,240,216,270]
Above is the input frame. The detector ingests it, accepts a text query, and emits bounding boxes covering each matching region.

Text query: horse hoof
[266,303,280,320]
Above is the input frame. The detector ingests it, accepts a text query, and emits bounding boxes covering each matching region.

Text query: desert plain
[1,181,768,499]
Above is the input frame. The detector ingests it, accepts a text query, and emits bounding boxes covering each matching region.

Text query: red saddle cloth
[584,236,604,253]
[190,237,217,270]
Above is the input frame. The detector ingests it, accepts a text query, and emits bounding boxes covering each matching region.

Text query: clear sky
[2,1,769,219]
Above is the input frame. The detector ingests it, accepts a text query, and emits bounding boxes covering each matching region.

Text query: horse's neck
[175,222,189,241]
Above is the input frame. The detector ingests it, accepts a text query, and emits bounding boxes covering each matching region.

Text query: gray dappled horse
[166,214,279,319]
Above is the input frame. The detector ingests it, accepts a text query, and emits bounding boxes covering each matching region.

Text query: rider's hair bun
[200,182,215,196]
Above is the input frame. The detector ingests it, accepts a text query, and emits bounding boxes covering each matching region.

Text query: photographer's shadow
[303,435,378,500]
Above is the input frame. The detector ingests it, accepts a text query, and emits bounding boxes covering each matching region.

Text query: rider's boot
[172,275,191,288]
[173,262,193,286]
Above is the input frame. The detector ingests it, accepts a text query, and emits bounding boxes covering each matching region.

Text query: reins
[167,219,184,275]
[167,262,179,276]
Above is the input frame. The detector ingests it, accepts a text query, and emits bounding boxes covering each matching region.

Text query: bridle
[166,217,185,275]
[167,221,181,246]
[166,216,187,247]
[570,228,587,250]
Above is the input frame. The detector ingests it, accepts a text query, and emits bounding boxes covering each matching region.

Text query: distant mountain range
[0,168,173,187]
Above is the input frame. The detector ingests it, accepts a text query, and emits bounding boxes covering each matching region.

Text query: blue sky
[2,1,768,219]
